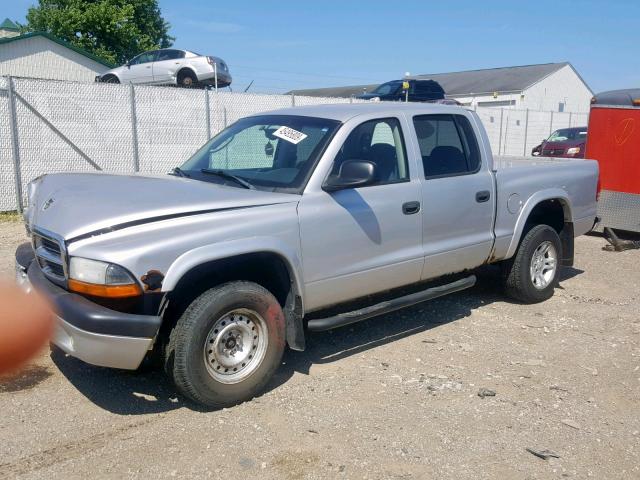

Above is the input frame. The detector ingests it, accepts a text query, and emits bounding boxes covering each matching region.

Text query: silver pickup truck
[15,103,599,407]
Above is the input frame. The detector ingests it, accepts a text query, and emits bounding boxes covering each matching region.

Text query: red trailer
[585,89,640,241]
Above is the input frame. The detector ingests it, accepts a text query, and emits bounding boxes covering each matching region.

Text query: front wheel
[502,224,562,303]
[165,281,286,407]
[102,75,119,84]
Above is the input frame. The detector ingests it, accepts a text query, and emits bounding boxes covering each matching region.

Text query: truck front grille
[32,229,67,285]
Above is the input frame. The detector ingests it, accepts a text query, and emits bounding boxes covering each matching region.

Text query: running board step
[307,275,476,332]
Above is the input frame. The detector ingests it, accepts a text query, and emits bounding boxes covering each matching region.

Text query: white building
[290,62,593,113]
[416,63,593,113]
[0,21,112,82]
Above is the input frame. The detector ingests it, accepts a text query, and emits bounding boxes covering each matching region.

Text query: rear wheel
[177,71,197,88]
[502,224,562,303]
[165,281,285,407]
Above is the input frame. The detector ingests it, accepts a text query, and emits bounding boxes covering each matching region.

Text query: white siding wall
[0,36,109,82]
[0,29,19,39]
[520,65,592,113]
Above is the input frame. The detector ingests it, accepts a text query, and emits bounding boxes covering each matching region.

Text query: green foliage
[22,0,174,65]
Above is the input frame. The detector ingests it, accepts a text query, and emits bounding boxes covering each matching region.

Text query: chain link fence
[0,76,588,211]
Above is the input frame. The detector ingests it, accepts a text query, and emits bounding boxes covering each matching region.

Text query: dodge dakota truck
[15,103,599,407]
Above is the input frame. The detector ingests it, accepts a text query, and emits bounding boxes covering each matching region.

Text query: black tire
[164,281,286,407]
[102,75,119,84]
[177,70,197,88]
[502,224,562,303]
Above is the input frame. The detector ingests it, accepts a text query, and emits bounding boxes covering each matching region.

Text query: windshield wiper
[170,167,190,178]
[200,169,255,189]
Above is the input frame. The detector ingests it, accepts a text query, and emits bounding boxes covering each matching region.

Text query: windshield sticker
[273,126,308,144]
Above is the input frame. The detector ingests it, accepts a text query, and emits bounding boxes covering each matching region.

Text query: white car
[96,48,232,88]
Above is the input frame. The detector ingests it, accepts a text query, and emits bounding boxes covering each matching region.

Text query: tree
[22,0,174,65]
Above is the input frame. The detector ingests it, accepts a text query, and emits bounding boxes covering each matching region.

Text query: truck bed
[490,155,599,261]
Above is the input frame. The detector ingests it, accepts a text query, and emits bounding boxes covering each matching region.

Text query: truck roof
[254,102,471,122]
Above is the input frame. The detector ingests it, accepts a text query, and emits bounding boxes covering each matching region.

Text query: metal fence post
[204,88,211,140]
[523,109,529,156]
[129,84,140,172]
[497,108,504,156]
[568,111,573,127]
[291,93,295,107]
[7,76,24,213]
[223,107,228,128]
[549,110,554,135]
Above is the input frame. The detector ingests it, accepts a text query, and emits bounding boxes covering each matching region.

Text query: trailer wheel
[164,281,285,408]
[502,224,562,303]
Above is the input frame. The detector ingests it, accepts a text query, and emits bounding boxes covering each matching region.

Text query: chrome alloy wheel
[204,308,269,384]
[530,240,558,290]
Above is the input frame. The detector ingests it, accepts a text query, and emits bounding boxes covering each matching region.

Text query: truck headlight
[68,257,142,298]
[566,147,581,155]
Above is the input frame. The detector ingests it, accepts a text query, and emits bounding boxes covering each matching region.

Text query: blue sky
[4,0,639,93]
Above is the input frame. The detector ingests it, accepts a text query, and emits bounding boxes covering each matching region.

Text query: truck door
[411,113,495,279]
[298,117,424,311]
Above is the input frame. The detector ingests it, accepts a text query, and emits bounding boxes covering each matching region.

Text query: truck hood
[26,173,300,241]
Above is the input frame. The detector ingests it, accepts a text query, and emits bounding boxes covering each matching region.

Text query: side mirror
[126,61,131,68]
[323,160,376,192]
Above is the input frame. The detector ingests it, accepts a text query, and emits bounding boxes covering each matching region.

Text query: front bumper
[16,244,161,370]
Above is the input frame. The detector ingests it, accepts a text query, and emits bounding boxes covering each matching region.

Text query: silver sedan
[96,48,232,88]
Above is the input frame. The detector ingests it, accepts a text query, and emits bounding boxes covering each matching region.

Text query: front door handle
[402,201,421,215]
[475,190,491,203]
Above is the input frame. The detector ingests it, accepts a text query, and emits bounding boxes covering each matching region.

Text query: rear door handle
[475,190,490,203]
[402,201,421,215]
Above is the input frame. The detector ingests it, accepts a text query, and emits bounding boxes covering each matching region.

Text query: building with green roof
[0,29,114,82]
[0,18,20,38]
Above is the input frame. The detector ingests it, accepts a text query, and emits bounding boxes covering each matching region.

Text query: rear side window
[413,81,444,97]
[413,114,481,178]
[156,50,185,61]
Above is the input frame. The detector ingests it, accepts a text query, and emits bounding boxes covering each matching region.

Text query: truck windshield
[180,115,340,192]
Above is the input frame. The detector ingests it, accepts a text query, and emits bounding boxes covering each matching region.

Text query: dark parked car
[532,127,588,158]
[357,79,446,102]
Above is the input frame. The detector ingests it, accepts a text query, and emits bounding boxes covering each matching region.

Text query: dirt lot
[0,220,638,479]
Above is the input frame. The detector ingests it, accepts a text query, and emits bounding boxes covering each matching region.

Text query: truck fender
[505,188,573,259]
[161,237,306,350]
[162,236,304,297]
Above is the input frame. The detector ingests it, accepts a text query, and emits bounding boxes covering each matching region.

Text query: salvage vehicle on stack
[357,79,448,103]
[16,103,598,407]
[584,88,640,244]
[95,48,232,88]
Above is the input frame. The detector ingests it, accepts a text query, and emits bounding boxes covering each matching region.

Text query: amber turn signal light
[68,279,142,298]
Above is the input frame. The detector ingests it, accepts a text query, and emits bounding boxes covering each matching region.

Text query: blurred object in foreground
[0,282,53,375]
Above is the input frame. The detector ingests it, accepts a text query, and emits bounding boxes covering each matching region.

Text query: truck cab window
[331,118,409,185]
[414,114,480,178]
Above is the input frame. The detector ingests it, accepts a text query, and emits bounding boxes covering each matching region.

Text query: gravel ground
[0,221,638,479]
